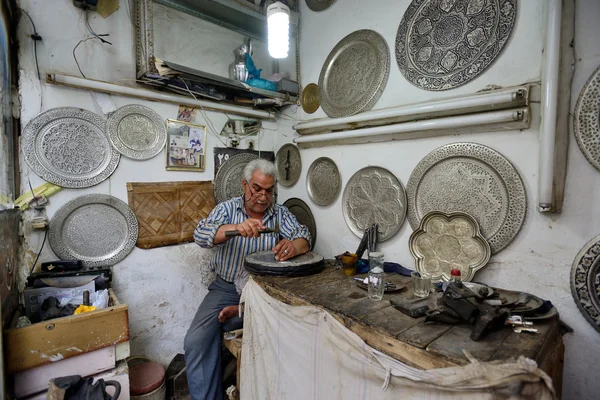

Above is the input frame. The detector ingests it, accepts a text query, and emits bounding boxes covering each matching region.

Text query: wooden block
[14,346,116,398]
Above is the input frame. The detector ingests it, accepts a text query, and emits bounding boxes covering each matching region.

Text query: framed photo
[165,119,207,171]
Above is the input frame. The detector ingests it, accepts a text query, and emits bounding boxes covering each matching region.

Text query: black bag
[49,375,121,400]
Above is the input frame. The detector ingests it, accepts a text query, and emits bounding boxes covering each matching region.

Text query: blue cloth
[244,54,277,91]
[193,196,312,284]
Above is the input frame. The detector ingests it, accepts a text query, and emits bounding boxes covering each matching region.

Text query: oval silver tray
[306,157,341,206]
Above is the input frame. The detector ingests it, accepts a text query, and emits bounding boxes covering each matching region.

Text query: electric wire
[20,8,41,81]
[30,229,47,275]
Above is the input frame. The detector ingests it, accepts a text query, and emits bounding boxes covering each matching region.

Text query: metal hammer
[224,222,280,238]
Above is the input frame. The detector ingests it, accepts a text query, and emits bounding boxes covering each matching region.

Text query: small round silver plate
[306,157,341,206]
[276,144,301,187]
[107,104,166,160]
[306,0,337,12]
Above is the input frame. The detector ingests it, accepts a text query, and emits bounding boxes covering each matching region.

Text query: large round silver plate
[342,166,407,242]
[283,198,317,249]
[276,144,301,187]
[406,143,526,254]
[22,107,120,188]
[306,0,336,12]
[214,153,258,204]
[49,194,139,267]
[574,65,600,172]
[107,105,166,160]
[571,234,600,333]
[245,251,324,268]
[319,30,390,118]
[307,157,341,206]
[395,0,518,91]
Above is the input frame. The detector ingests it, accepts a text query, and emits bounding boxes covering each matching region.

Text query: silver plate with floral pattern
[571,234,600,333]
[573,65,600,172]
[107,105,166,160]
[406,143,526,254]
[319,30,390,117]
[22,107,120,188]
[342,166,407,242]
[409,211,491,282]
[395,0,517,91]
[307,157,341,206]
[214,152,258,204]
[49,194,139,267]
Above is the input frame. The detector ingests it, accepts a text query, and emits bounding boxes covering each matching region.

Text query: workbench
[252,262,564,396]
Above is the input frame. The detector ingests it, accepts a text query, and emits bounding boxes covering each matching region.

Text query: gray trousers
[184,276,243,400]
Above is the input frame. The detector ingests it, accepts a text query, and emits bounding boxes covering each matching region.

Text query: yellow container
[341,253,358,276]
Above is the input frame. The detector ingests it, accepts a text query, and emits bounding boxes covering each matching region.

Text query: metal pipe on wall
[538,0,562,212]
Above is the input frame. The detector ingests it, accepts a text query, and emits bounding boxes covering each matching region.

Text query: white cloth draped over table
[240,278,555,400]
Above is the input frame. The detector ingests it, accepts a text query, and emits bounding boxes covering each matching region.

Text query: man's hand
[236,219,265,238]
[273,239,296,261]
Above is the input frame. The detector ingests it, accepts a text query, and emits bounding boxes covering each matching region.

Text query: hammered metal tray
[49,194,139,267]
[395,0,518,91]
[574,65,600,172]
[214,152,258,203]
[22,107,120,188]
[283,198,317,249]
[306,0,337,12]
[571,234,600,333]
[319,29,390,117]
[306,157,341,206]
[301,83,321,114]
[342,166,407,242]
[276,144,301,187]
[409,211,491,282]
[244,251,324,277]
[107,104,166,160]
[406,143,526,254]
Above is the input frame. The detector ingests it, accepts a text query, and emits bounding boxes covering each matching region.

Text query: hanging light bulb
[267,1,290,59]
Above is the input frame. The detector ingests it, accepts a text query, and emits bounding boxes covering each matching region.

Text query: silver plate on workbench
[571,234,600,334]
[406,143,526,254]
[409,211,491,282]
[319,29,390,118]
[306,157,341,206]
[395,0,518,91]
[22,107,120,188]
[49,194,139,267]
[107,105,166,160]
[574,65,600,172]
[283,198,317,249]
[342,166,407,242]
[276,144,301,187]
[306,0,336,12]
[214,152,258,204]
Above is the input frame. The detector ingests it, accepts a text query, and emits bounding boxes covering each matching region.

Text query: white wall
[273,1,600,399]
[16,0,277,365]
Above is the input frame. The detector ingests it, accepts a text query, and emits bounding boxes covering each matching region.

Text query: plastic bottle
[442,268,462,292]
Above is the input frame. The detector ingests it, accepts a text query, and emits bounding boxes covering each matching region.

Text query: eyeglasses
[249,183,275,198]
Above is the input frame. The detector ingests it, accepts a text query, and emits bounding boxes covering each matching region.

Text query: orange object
[341,253,358,276]
[73,305,97,315]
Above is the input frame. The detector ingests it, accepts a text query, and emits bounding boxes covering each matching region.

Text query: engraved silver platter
[306,0,336,12]
[342,166,407,242]
[49,194,139,267]
[276,144,301,187]
[214,152,258,204]
[319,30,390,118]
[283,197,317,249]
[244,250,324,277]
[406,143,526,254]
[573,65,600,172]
[107,104,166,160]
[395,0,518,91]
[306,157,341,206]
[22,107,120,188]
[571,234,600,333]
[409,211,491,282]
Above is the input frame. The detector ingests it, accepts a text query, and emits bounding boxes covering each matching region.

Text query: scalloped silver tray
[276,144,301,187]
[406,143,526,254]
[214,152,258,203]
[571,234,600,333]
[107,104,166,160]
[342,166,407,242]
[395,0,517,91]
[283,197,317,249]
[22,107,120,188]
[574,65,600,172]
[409,211,491,282]
[319,29,390,117]
[49,194,139,267]
[307,157,341,206]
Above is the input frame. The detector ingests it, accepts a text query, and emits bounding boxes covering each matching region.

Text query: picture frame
[165,119,207,172]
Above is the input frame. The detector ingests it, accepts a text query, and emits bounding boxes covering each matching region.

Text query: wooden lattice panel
[127,181,215,249]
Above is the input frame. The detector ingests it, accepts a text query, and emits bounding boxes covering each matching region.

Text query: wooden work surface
[253,264,564,392]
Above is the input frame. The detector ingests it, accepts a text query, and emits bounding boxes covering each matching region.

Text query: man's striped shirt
[194,196,311,285]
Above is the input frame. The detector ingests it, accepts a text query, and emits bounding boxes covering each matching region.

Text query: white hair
[243,158,278,183]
